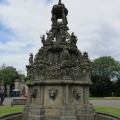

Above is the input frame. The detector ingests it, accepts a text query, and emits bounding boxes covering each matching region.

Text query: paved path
[90,100,120,108]
[1,98,120,108]
[1,97,24,106]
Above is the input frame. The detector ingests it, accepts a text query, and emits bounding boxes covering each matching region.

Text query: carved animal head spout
[49,88,58,100]
[30,88,37,98]
[73,89,81,99]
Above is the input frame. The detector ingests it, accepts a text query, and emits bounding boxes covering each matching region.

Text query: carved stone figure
[51,14,57,25]
[46,30,53,40]
[30,88,37,98]
[62,9,68,24]
[70,32,77,45]
[53,52,60,64]
[49,88,58,100]
[59,0,61,4]
[73,88,81,99]
[22,86,25,95]
[60,29,66,42]
[41,34,46,47]
[26,65,32,80]
[63,48,70,60]
[29,53,33,65]
[45,30,54,45]
[82,69,90,81]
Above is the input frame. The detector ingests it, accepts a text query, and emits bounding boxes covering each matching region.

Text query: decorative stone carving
[73,89,81,99]
[30,88,37,98]
[29,53,33,65]
[62,8,68,25]
[60,29,68,42]
[46,30,54,40]
[51,14,57,25]
[26,65,32,80]
[82,69,88,80]
[45,68,51,79]
[25,0,92,82]
[22,86,25,95]
[53,52,60,64]
[25,0,91,82]
[70,32,77,45]
[71,67,82,80]
[59,0,61,4]
[46,64,62,80]
[49,88,58,100]
[50,68,57,80]
[81,52,91,81]
[41,34,46,47]
[61,48,73,79]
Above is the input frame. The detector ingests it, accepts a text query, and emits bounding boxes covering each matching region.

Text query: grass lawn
[94,106,120,116]
[0,106,120,117]
[0,106,24,116]
[90,97,120,100]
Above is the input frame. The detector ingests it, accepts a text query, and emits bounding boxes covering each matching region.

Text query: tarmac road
[1,98,120,108]
[90,100,120,108]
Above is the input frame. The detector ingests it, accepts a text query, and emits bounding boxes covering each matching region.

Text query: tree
[113,79,120,96]
[0,63,6,70]
[90,56,120,97]
[0,66,20,84]
[17,70,26,81]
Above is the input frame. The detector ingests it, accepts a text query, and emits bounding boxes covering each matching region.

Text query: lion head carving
[49,88,58,100]
[73,88,81,99]
[30,88,37,98]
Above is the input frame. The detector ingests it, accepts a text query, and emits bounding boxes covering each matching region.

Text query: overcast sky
[0,0,120,75]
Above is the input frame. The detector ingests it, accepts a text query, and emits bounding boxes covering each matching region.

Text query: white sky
[0,0,120,75]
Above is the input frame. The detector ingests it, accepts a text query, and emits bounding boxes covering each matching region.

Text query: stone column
[28,86,31,103]
[15,79,21,90]
[83,86,89,104]
[6,84,10,97]
[25,85,28,95]
[1,79,5,90]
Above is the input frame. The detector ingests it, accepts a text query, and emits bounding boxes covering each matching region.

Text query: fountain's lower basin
[0,112,120,120]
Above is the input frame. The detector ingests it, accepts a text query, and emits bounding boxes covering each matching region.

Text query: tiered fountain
[22,0,96,120]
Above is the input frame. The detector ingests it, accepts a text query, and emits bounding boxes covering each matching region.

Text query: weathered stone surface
[22,103,30,120]
[60,105,77,120]
[29,115,44,120]
[45,116,60,120]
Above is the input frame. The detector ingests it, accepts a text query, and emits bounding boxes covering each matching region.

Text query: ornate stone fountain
[22,0,97,120]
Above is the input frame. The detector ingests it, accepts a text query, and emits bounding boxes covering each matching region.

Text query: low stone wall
[0,112,120,120]
[0,112,22,120]
[97,112,120,120]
